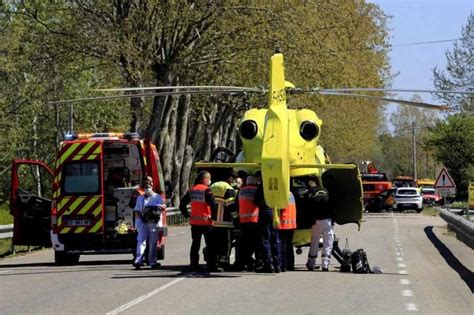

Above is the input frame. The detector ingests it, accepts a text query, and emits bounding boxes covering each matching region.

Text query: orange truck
[361,172,392,211]
[10,132,171,265]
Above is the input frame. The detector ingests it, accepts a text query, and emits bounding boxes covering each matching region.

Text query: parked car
[365,188,396,212]
[393,187,423,212]
[420,187,443,206]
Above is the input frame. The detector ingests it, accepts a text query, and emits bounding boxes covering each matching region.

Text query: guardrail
[0,224,13,239]
[0,208,188,240]
[439,207,474,249]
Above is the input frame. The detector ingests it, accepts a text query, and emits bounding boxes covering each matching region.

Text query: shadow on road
[0,259,131,269]
[424,226,474,293]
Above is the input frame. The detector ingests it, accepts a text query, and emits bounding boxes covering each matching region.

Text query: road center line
[106,276,187,314]
[400,279,411,285]
[405,303,418,311]
[402,289,414,297]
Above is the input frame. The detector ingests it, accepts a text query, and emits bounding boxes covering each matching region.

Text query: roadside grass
[422,207,439,216]
[0,204,13,225]
[450,201,468,208]
[0,238,41,258]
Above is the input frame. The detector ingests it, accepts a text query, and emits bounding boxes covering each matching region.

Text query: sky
[368,0,473,119]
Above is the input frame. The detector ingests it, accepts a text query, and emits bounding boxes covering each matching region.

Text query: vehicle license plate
[67,218,91,226]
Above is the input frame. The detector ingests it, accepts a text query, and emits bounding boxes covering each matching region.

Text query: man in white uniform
[305,180,334,272]
[133,176,166,269]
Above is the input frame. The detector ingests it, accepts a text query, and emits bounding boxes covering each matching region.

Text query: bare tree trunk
[130,96,144,133]
[176,145,195,206]
[161,96,179,181]
[171,95,191,205]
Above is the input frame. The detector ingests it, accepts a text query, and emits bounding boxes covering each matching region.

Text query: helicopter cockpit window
[299,121,319,140]
[239,120,258,139]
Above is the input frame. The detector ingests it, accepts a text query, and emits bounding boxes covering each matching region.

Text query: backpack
[351,249,372,274]
[340,238,352,273]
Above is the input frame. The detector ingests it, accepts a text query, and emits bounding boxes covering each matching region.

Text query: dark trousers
[190,225,213,268]
[210,227,232,267]
[258,211,281,269]
[279,229,295,271]
[237,222,259,267]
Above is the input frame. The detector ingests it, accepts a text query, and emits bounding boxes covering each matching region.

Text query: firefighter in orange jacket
[179,171,218,272]
[209,171,238,271]
[235,175,259,271]
[278,191,297,271]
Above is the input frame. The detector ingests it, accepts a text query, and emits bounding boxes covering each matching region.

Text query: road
[0,213,472,314]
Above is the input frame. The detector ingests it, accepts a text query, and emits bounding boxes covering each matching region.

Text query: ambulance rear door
[10,160,53,247]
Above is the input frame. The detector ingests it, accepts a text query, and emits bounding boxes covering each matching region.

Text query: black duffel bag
[142,205,163,224]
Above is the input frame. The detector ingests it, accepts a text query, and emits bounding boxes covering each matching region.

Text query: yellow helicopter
[52,52,457,247]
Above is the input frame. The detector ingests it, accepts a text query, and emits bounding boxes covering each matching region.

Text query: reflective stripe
[279,192,297,229]
[240,213,258,218]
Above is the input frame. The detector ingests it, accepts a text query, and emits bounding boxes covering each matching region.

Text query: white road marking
[179,231,186,234]
[398,263,407,268]
[0,270,10,274]
[405,303,418,311]
[396,257,404,261]
[106,277,187,314]
[169,234,176,237]
[402,289,414,297]
[398,270,408,274]
[399,279,411,285]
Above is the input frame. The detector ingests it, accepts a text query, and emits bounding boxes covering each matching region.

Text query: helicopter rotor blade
[317,91,450,110]
[319,88,473,95]
[94,85,262,93]
[49,89,261,105]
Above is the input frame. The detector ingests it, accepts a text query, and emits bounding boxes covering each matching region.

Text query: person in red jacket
[278,192,297,271]
[235,175,259,271]
[179,171,218,272]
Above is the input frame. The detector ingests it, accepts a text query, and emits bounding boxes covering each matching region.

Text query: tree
[1,0,391,206]
[375,95,439,179]
[432,13,473,114]
[424,113,474,200]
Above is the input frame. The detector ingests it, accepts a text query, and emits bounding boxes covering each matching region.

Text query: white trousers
[307,218,334,269]
[134,219,159,266]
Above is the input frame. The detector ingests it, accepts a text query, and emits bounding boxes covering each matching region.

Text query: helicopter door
[322,165,363,229]
[10,160,53,247]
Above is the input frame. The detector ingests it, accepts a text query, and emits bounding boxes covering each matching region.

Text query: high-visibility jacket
[279,192,297,230]
[238,185,258,223]
[189,184,213,226]
[210,181,237,228]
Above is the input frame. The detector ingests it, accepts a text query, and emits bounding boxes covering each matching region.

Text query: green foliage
[424,113,474,200]
[0,203,13,225]
[433,13,473,114]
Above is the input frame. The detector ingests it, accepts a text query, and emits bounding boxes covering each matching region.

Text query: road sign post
[434,167,456,207]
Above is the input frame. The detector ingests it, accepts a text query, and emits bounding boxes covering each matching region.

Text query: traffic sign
[434,167,456,196]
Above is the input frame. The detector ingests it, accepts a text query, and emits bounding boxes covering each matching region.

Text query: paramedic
[133,176,166,269]
[179,171,218,271]
[305,179,333,272]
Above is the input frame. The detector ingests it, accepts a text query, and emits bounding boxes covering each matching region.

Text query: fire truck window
[63,162,100,194]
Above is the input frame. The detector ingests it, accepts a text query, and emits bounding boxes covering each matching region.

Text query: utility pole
[412,121,417,181]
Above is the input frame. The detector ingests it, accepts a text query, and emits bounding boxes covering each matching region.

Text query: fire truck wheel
[55,251,80,265]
